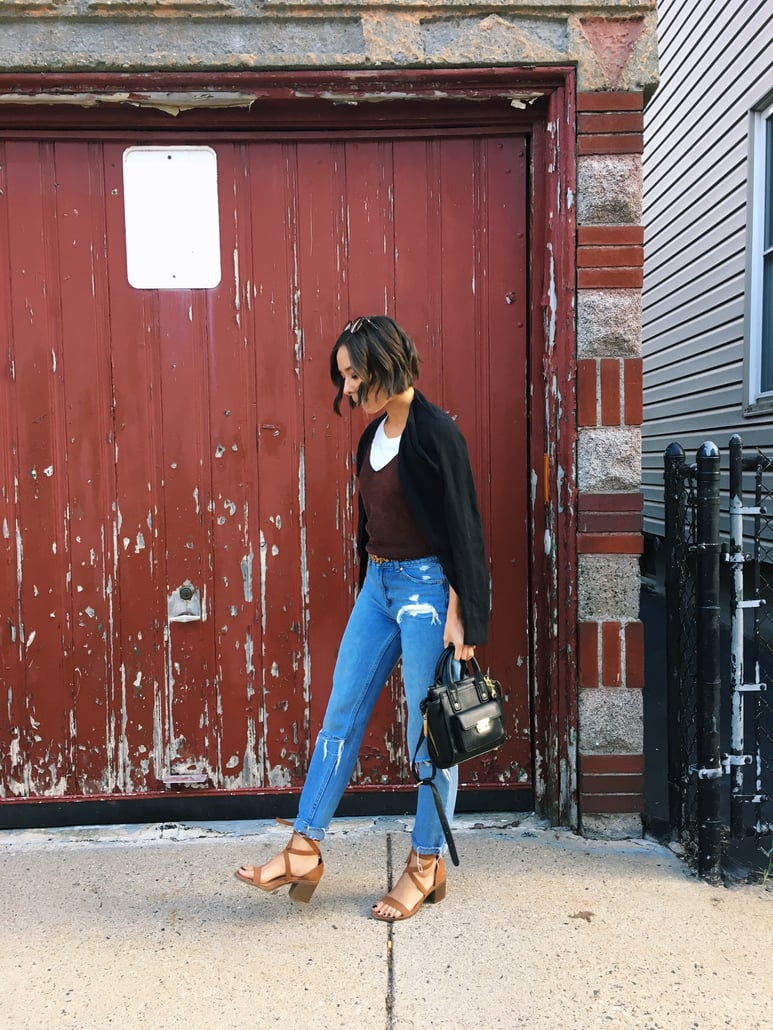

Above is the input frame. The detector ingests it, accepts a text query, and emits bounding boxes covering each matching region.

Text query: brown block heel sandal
[235,818,324,904]
[371,849,447,922]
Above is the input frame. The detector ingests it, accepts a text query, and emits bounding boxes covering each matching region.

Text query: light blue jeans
[294,556,458,856]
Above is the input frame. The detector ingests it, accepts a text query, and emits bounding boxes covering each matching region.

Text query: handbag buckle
[475,717,493,735]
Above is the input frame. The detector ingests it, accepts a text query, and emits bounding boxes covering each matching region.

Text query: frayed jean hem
[292,820,327,842]
[410,840,447,858]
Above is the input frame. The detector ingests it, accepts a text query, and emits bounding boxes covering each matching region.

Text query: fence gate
[664,436,773,881]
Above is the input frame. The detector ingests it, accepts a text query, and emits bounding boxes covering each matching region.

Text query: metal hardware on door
[161,773,209,786]
[168,580,202,623]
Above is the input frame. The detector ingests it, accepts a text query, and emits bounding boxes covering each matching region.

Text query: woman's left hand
[444,588,476,662]
[453,642,477,662]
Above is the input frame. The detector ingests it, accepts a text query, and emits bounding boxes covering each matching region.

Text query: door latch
[168,581,202,623]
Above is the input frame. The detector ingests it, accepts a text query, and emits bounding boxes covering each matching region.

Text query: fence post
[728,435,745,840]
[664,442,686,835]
[695,442,722,880]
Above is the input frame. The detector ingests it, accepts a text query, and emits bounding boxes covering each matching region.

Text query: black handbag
[411,645,506,865]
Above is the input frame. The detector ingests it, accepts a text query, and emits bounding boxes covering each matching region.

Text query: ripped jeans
[294,556,458,856]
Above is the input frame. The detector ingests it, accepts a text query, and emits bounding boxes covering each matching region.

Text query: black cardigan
[355,390,490,645]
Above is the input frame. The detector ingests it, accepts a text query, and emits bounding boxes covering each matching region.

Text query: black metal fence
[664,436,773,882]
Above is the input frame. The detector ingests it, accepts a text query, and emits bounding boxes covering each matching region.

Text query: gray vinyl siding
[642,0,773,537]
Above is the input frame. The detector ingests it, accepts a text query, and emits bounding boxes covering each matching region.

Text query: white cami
[369,419,401,471]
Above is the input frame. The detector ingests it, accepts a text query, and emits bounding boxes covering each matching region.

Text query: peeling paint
[545,242,557,351]
[245,630,255,689]
[267,763,292,789]
[259,530,267,637]
[298,446,311,709]
[233,246,241,329]
[240,550,254,603]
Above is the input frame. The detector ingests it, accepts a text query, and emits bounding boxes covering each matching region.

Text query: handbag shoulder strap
[411,721,460,867]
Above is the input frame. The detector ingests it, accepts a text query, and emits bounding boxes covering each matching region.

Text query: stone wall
[0,1,658,92]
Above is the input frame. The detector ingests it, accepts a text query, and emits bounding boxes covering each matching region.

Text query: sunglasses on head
[344,317,374,334]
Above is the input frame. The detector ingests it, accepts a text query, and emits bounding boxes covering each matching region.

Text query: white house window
[123,146,221,290]
[748,102,773,404]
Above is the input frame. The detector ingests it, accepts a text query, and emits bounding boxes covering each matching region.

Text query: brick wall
[576,90,646,835]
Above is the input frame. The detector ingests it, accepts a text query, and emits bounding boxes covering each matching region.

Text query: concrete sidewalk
[1,814,771,1030]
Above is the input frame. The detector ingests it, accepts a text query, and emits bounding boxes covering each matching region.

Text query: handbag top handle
[432,642,492,692]
[433,644,486,688]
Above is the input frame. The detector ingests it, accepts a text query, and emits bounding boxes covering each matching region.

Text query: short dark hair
[330,316,420,415]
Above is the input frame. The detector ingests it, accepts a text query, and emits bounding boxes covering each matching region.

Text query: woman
[235,315,489,922]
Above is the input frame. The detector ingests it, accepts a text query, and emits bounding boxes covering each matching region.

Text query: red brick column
[576,90,646,825]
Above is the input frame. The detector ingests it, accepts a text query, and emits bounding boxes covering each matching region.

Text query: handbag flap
[455,700,502,733]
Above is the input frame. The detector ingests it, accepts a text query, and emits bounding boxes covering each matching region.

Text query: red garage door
[0,119,531,809]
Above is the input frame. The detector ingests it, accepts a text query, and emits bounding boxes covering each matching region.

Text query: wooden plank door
[0,126,531,804]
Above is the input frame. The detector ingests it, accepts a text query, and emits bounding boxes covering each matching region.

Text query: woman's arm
[433,423,489,647]
[443,585,476,662]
